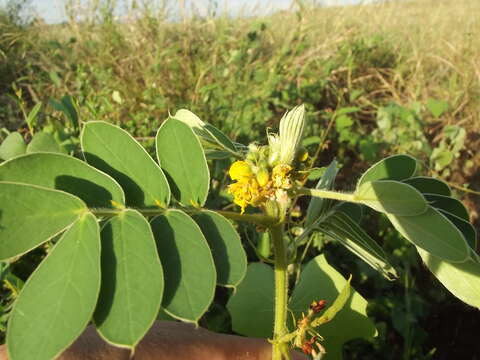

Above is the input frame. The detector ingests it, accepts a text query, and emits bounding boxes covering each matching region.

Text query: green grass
[2,0,479,175]
[1,0,480,357]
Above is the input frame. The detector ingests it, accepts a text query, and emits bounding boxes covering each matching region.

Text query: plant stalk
[90,207,277,226]
[297,187,355,202]
[270,223,290,360]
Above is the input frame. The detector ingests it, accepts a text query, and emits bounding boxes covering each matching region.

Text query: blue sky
[0,0,367,24]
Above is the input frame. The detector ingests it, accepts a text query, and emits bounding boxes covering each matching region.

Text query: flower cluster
[227,105,309,214]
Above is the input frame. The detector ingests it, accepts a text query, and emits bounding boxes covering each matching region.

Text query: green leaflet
[357,154,417,187]
[335,202,363,223]
[26,103,42,130]
[174,109,239,155]
[0,132,26,161]
[50,95,79,131]
[424,194,469,221]
[320,212,397,280]
[354,180,427,215]
[192,210,247,287]
[226,262,275,338]
[7,213,101,360]
[305,160,339,227]
[156,118,210,206]
[387,206,469,262]
[438,210,477,249]
[27,132,66,154]
[81,121,170,207]
[403,176,451,196]
[0,182,86,260]
[94,210,163,348]
[417,247,480,309]
[0,153,125,208]
[151,209,216,323]
[289,255,377,360]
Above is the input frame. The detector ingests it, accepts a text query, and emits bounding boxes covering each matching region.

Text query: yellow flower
[272,164,293,189]
[228,178,262,214]
[229,161,253,181]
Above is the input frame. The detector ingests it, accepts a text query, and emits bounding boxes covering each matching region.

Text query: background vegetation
[1,0,479,358]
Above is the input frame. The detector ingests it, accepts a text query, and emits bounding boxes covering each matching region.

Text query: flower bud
[256,169,270,187]
[279,105,305,165]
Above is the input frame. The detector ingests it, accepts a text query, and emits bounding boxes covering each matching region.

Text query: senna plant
[0,105,479,360]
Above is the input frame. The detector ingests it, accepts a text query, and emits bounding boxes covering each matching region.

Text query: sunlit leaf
[0,153,125,207]
[387,206,469,262]
[357,154,417,187]
[81,121,170,207]
[151,210,216,323]
[27,132,66,154]
[354,180,427,215]
[0,132,26,161]
[226,262,275,338]
[94,210,163,348]
[7,213,100,360]
[156,118,209,206]
[192,210,247,287]
[417,247,480,309]
[0,182,86,260]
[174,109,239,155]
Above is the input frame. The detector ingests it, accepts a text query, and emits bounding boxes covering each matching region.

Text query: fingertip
[0,345,8,360]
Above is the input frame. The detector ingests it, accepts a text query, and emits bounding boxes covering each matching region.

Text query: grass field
[1,0,480,358]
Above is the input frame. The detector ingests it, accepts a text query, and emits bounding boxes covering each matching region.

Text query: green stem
[270,223,290,360]
[90,207,278,226]
[215,210,278,226]
[297,187,355,202]
[90,208,123,217]
[90,207,165,217]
